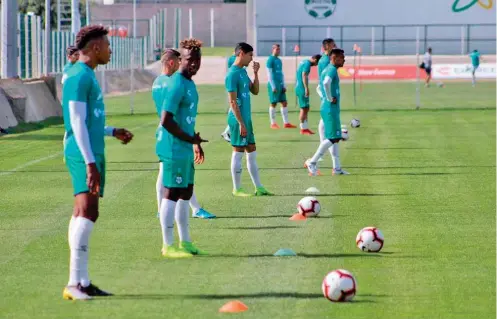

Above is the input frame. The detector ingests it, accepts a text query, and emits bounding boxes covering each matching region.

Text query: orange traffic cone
[219,300,249,313]
[289,213,307,221]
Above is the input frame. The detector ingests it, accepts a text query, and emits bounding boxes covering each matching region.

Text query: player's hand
[282,87,287,93]
[194,144,205,164]
[114,128,133,144]
[239,124,247,137]
[192,132,208,145]
[86,163,101,195]
[304,88,309,97]
[331,97,337,104]
[272,88,277,93]
[253,61,260,74]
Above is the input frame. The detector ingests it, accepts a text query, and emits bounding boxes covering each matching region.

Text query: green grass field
[0,82,495,319]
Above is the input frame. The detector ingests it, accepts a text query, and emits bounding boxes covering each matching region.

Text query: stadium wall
[253,0,497,56]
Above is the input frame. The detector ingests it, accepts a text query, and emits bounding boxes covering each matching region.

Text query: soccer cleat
[180,241,208,255]
[305,159,320,176]
[232,188,253,197]
[162,245,194,258]
[63,286,92,301]
[333,168,350,175]
[254,186,273,196]
[192,208,216,219]
[300,129,315,135]
[221,131,231,143]
[270,123,280,129]
[78,282,113,297]
[284,123,297,128]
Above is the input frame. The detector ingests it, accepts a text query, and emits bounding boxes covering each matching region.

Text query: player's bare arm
[250,61,260,95]
[161,111,207,144]
[303,72,309,97]
[194,144,205,164]
[228,91,247,137]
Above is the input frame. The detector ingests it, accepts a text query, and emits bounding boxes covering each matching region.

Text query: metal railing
[257,24,496,56]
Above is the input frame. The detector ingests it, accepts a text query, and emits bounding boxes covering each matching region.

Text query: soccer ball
[350,119,360,128]
[297,196,321,217]
[322,269,357,302]
[356,227,385,252]
[341,126,349,141]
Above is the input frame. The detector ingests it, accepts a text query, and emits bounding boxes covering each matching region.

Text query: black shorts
[425,67,432,75]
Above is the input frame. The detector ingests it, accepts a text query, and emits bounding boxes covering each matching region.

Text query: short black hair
[322,38,335,45]
[330,48,344,56]
[75,25,109,50]
[66,45,78,56]
[180,38,203,52]
[312,54,322,61]
[235,42,253,56]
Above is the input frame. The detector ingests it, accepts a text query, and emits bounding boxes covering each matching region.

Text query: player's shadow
[115,292,323,300]
[217,226,300,230]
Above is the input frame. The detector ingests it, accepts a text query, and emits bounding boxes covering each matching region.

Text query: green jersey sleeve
[64,73,92,102]
[225,70,238,93]
[266,56,273,68]
[303,61,311,74]
[162,76,184,115]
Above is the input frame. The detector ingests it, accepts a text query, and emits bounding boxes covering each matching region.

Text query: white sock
[281,107,289,124]
[159,199,176,246]
[246,151,262,188]
[223,125,230,135]
[175,199,191,242]
[189,192,201,214]
[318,119,325,142]
[68,216,76,245]
[156,163,164,213]
[69,217,94,287]
[269,107,276,125]
[310,139,333,164]
[301,120,308,129]
[231,151,244,190]
[331,143,341,170]
[472,74,476,85]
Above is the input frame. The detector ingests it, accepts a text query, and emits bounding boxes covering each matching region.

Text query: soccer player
[221,52,237,142]
[423,47,433,87]
[305,49,349,176]
[62,25,134,300]
[61,45,80,85]
[226,42,273,197]
[157,38,208,258]
[469,49,481,87]
[153,49,216,219]
[295,54,321,135]
[267,44,296,129]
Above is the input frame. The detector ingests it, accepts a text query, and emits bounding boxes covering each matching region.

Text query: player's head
[310,54,321,66]
[330,48,345,68]
[66,45,79,63]
[428,47,432,54]
[322,38,336,52]
[161,48,181,75]
[179,38,202,78]
[75,25,111,66]
[272,44,281,56]
[473,49,478,53]
[235,42,254,67]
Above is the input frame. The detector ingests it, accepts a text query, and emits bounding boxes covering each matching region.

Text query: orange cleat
[270,123,280,129]
[300,129,315,135]
[284,123,297,128]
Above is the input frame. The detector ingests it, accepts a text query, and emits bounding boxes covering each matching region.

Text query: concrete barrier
[0,78,27,123]
[0,89,18,128]
[22,81,62,122]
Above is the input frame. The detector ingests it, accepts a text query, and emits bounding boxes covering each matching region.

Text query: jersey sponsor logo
[94,108,105,118]
[175,174,183,184]
[304,0,337,19]
[186,116,196,125]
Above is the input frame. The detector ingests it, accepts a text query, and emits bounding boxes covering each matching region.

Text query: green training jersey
[295,60,311,94]
[152,74,171,117]
[320,64,340,110]
[470,51,480,67]
[225,65,252,123]
[62,61,106,158]
[156,72,198,160]
[61,62,75,85]
[266,55,284,89]
[317,54,330,79]
[227,55,236,69]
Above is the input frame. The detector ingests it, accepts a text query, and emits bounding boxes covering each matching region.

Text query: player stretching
[306,49,349,176]
[267,44,296,129]
[62,45,80,85]
[153,49,216,219]
[221,52,237,142]
[296,54,321,135]
[469,49,481,87]
[62,25,134,300]
[226,42,273,197]
[157,38,208,258]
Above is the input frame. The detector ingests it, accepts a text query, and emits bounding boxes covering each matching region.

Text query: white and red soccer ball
[322,269,357,302]
[350,118,360,128]
[297,196,321,217]
[356,227,384,252]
